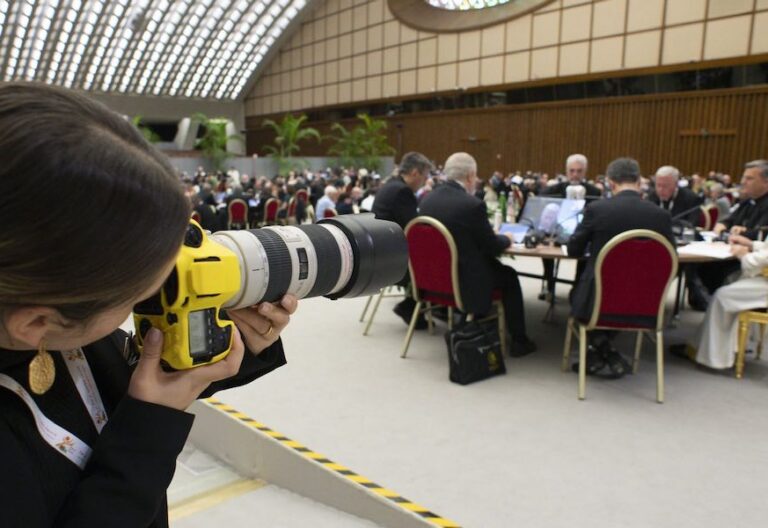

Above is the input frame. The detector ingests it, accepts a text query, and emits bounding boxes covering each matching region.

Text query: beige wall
[245,0,768,116]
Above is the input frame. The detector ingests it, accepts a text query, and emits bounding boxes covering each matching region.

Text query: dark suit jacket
[567,190,675,321]
[543,180,602,198]
[372,176,418,230]
[419,180,511,314]
[721,191,768,240]
[647,187,703,225]
[0,331,285,528]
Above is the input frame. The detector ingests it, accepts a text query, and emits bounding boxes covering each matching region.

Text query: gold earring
[29,339,55,395]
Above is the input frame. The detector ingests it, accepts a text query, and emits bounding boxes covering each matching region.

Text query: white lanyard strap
[0,373,91,469]
[0,348,108,469]
[62,349,107,433]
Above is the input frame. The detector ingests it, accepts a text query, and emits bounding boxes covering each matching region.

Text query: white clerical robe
[696,241,768,369]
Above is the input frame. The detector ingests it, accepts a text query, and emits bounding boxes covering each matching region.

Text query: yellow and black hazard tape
[205,398,461,528]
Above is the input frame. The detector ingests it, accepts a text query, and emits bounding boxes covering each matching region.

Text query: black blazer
[543,180,603,198]
[372,176,418,230]
[567,190,675,321]
[647,187,703,225]
[721,191,768,240]
[0,331,286,527]
[418,180,511,314]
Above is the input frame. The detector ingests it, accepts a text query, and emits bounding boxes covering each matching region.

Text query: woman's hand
[128,327,245,411]
[227,294,298,355]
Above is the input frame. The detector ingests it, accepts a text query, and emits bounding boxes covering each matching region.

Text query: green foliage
[131,115,161,144]
[328,113,395,171]
[191,113,243,171]
[261,114,321,175]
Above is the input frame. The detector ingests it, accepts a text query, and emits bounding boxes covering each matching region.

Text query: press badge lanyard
[0,349,107,469]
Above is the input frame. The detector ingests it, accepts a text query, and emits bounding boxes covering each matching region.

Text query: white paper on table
[676,242,733,259]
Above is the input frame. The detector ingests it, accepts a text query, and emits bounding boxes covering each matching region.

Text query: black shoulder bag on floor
[444,320,506,385]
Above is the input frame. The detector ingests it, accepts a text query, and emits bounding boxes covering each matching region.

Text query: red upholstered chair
[697,206,711,231]
[401,216,506,359]
[705,205,719,229]
[284,197,298,225]
[561,230,678,402]
[191,210,202,224]
[262,198,280,226]
[227,199,249,230]
[323,207,338,218]
[295,188,309,205]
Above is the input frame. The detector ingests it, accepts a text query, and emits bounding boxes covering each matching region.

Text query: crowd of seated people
[176,165,385,232]
[177,155,767,382]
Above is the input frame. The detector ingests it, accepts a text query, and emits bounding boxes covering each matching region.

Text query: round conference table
[504,242,732,320]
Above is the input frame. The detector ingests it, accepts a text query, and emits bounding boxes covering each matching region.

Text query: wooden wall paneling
[245,86,768,180]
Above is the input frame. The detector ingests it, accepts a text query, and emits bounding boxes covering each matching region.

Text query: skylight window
[426,0,510,9]
[0,0,307,99]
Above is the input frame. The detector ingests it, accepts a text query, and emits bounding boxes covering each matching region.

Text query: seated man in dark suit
[540,153,602,300]
[543,154,602,199]
[646,165,707,309]
[647,165,703,225]
[420,152,536,356]
[568,158,675,377]
[373,151,433,328]
[699,160,768,294]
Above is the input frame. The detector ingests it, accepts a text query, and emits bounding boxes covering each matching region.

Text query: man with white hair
[539,154,601,302]
[315,185,339,219]
[648,165,707,310]
[419,152,537,356]
[647,165,702,225]
[544,154,602,199]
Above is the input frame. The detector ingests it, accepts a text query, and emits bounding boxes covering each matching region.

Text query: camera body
[134,221,241,370]
[134,215,408,370]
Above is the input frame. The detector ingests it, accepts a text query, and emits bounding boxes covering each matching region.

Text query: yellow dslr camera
[134,215,407,370]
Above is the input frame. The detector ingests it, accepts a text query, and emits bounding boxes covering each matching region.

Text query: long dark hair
[0,82,190,321]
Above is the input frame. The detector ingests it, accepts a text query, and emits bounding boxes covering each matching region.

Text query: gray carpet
[207,256,768,528]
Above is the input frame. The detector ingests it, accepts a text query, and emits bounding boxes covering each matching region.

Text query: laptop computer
[504,196,588,244]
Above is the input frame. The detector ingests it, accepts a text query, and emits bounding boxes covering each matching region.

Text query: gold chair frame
[561,229,678,403]
[261,197,279,227]
[401,216,506,359]
[360,285,406,336]
[735,267,768,378]
[227,198,249,230]
[699,205,713,231]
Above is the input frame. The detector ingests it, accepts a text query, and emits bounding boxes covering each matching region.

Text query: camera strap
[0,348,106,469]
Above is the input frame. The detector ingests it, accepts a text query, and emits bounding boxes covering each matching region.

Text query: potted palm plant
[328,113,395,171]
[261,114,321,175]
[191,113,243,171]
[131,115,161,144]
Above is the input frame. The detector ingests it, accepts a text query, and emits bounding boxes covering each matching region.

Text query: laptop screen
[519,196,587,238]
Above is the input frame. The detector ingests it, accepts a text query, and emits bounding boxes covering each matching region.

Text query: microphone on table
[670,204,705,223]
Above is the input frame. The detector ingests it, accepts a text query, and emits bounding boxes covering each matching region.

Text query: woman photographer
[0,83,297,527]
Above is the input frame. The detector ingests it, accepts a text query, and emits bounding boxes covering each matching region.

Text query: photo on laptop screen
[519,197,586,238]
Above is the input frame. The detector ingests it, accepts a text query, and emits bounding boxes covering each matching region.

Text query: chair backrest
[228,199,248,224]
[404,216,464,311]
[191,210,202,223]
[697,206,711,231]
[590,229,678,331]
[706,205,719,227]
[295,189,309,204]
[323,207,337,218]
[263,198,279,223]
[287,197,297,218]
